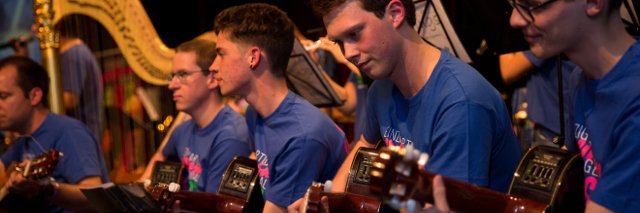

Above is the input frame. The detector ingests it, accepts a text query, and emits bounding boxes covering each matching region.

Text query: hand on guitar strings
[417,175,451,213]
[6,161,49,198]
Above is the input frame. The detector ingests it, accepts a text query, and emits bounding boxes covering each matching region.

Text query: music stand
[286,38,344,107]
[414,0,472,63]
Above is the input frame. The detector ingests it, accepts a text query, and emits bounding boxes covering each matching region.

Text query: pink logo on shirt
[575,124,601,202]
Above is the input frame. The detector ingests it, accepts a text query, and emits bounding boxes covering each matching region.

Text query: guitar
[346,147,380,196]
[0,149,63,212]
[147,156,264,212]
[302,147,398,213]
[369,145,583,213]
[301,181,384,213]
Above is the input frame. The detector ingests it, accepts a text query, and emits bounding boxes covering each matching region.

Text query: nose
[209,57,219,75]
[168,75,179,90]
[342,42,360,65]
[509,8,527,29]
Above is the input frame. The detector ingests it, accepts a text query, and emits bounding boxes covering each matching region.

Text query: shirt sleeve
[427,101,495,187]
[0,139,22,167]
[589,107,640,212]
[362,90,381,144]
[264,139,328,207]
[53,126,105,183]
[161,127,181,158]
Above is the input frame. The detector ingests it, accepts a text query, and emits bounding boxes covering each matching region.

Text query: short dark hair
[175,39,217,71]
[214,3,294,77]
[0,56,50,106]
[310,0,416,27]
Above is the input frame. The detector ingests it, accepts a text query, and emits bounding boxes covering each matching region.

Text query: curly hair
[214,3,294,77]
[309,0,416,27]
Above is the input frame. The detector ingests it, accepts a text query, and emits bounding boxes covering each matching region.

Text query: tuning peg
[404,144,415,161]
[388,196,402,210]
[390,182,407,197]
[402,199,418,213]
[322,180,332,192]
[143,179,151,188]
[417,153,429,168]
[168,182,180,192]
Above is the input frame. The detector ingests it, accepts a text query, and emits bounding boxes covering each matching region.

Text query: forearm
[0,162,6,187]
[499,52,535,85]
[585,200,613,213]
[50,176,103,212]
[330,136,374,192]
[336,82,357,115]
[50,182,98,212]
[263,201,287,213]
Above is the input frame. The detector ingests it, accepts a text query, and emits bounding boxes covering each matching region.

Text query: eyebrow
[330,23,363,42]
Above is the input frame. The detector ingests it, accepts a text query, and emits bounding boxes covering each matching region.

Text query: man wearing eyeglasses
[510,0,639,212]
[139,39,251,193]
[429,0,640,212]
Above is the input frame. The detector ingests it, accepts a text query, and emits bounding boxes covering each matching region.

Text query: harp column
[34,0,64,114]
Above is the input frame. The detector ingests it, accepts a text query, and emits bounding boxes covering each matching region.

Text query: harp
[35,0,178,182]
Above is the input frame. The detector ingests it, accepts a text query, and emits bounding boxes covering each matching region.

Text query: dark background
[140,0,529,93]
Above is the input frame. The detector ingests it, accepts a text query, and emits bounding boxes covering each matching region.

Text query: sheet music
[414,0,472,63]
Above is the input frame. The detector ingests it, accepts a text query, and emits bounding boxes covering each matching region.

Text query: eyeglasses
[166,70,211,84]
[509,0,559,22]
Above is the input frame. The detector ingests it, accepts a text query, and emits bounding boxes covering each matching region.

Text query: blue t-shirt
[246,91,348,207]
[566,39,640,212]
[162,106,251,193]
[348,72,369,139]
[523,50,576,134]
[363,50,522,192]
[61,44,104,140]
[1,113,109,213]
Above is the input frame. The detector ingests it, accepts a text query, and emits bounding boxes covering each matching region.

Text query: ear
[585,0,605,17]
[386,0,406,28]
[29,87,43,106]
[247,46,262,70]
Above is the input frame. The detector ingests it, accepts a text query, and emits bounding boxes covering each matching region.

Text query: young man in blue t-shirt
[139,39,251,193]
[309,0,522,195]
[0,56,109,212]
[210,4,348,212]
[508,0,640,212]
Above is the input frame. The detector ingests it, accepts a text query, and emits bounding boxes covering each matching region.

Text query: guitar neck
[172,191,246,213]
[303,182,383,213]
[324,192,382,213]
[409,171,548,213]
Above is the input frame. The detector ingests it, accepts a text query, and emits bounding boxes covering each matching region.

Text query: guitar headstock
[15,149,63,180]
[145,182,180,211]
[301,181,330,213]
[369,145,429,210]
